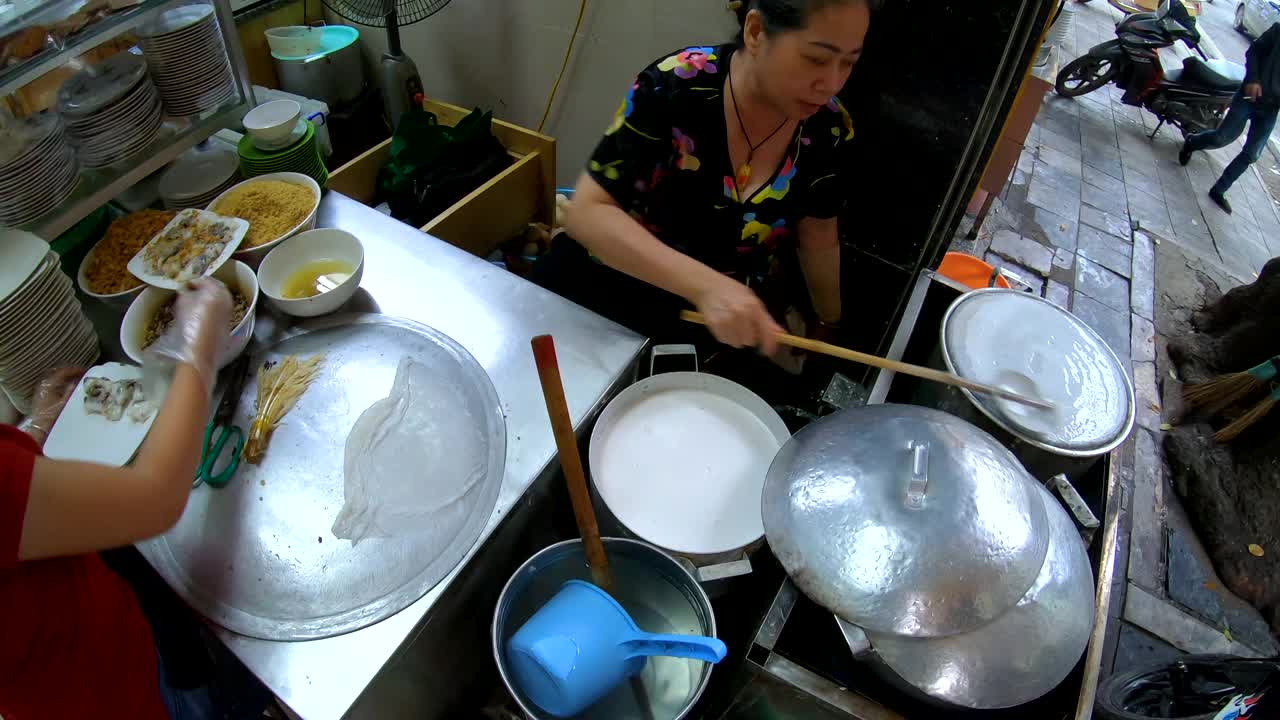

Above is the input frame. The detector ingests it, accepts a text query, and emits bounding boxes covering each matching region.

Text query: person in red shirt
[0,278,265,719]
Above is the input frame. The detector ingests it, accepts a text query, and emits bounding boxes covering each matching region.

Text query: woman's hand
[147,277,232,392]
[693,274,783,356]
[22,367,85,446]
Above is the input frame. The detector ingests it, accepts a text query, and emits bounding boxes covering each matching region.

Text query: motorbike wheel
[1056,55,1122,97]
[1095,654,1280,720]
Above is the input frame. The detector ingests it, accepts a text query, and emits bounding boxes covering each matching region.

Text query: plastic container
[938,251,1012,290]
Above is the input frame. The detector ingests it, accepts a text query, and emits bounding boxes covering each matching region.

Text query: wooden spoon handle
[679,310,1053,411]
[531,335,612,591]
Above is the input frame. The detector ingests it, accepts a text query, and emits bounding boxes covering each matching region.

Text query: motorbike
[1055,0,1245,137]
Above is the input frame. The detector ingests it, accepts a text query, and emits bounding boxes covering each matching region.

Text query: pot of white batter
[587,345,790,574]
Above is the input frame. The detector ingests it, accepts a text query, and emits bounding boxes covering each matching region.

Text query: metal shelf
[4,0,256,239]
[0,0,197,98]
[24,100,248,238]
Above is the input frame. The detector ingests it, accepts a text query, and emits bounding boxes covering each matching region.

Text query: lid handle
[904,441,929,509]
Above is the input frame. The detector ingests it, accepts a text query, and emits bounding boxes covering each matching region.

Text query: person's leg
[1182,92,1252,163]
[1212,104,1279,195]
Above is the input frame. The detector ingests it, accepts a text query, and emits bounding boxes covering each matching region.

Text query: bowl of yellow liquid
[258,228,364,317]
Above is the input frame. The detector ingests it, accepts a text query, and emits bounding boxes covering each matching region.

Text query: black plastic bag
[377,106,513,228]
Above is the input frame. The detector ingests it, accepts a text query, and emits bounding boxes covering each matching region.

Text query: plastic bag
[333,356,486,544]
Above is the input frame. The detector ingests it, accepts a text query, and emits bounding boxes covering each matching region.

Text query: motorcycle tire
[1095,654,1280,720]
[1056,55,1123,97]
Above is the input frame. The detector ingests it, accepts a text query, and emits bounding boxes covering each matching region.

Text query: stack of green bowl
[238,119,328,186]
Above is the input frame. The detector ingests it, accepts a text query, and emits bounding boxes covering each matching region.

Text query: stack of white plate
[0,112,80,228]
[0,231,99,413]
[159,142,240,210]
[139,4,237,117]
[58,52,164,169]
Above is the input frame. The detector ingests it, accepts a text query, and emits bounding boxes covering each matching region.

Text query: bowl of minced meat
[208,172,321,263]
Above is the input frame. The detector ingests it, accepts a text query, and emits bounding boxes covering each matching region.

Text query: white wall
[349,0,737,187]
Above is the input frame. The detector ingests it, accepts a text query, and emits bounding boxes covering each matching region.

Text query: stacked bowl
[138,4,238,116]
[58,52,164,169]
[0,231,99,413]
[0,112,79,228]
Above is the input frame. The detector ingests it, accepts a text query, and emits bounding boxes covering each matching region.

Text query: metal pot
[936,288,1135,482]
[272,25,365,106]
[587,345,789,578]
[837,482,1095,709]
[492,538,720,720]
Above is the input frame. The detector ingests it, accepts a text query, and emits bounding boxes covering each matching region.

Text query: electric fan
[322,0,452,124]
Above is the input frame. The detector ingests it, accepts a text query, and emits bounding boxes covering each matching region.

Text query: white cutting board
[44,363,158,466]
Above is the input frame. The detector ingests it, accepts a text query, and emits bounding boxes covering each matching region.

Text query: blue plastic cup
[507,580,727,717]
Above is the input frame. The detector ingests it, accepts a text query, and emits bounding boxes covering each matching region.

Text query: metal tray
[139,313,506,640]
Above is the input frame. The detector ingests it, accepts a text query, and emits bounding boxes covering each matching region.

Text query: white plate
[0,113,62,168]
[0,239,49,305]
[57,52,148,118]
[44,363,158,467]
[0,161,78,224]
[139,4,214,38]
[161,144,239,201]
[127,208,247,289]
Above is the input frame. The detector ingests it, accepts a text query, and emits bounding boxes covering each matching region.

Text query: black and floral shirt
[586,44,855,296]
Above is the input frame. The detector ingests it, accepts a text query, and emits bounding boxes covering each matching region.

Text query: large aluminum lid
[762,404,1050,638]
[864,482,1096,708]
[942,289,1134,456]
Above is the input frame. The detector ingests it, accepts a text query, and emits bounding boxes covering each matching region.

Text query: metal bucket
[493,538,720,719]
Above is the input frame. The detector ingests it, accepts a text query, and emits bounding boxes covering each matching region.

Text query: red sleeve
[0,425,40,569]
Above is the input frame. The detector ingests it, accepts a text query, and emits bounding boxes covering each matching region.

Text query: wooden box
[327,99,556,258]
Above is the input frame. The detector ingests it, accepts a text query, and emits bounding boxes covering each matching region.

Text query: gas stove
[701,271,1114,720]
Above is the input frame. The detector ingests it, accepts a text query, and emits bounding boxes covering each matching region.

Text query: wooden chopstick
[679,310,1055,411]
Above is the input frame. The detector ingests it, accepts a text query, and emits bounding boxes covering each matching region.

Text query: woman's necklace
[728,70,790,195]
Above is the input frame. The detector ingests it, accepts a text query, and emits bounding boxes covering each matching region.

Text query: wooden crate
[327,99,556,258]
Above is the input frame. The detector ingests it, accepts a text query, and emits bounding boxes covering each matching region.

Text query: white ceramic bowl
[207,172,321,267]
[242,99,301,145]
[257,228,364,317]
[121,260,258,370]
[77,240,147,309]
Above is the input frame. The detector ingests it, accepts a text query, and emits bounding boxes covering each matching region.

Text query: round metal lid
[865,482,1095,709]
[942,289,1134,456]
[56,52,148,118]
[762,404,1050,638]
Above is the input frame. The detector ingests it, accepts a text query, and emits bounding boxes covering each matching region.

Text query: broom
[1183,356,1279,418]
[1215,382,1280,443]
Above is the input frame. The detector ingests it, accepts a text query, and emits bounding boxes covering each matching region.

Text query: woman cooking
[536,0,873,362]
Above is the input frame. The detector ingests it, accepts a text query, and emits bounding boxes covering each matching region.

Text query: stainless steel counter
[136,192,646,719]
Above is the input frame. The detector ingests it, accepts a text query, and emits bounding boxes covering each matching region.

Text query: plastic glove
[21,367,85,442]
[144,277,232,395]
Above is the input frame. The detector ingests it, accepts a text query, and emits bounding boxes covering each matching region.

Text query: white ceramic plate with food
[44,363,159,466]
[127,208,247,289]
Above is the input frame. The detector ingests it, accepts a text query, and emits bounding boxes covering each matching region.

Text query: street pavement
[950,0,1280,667]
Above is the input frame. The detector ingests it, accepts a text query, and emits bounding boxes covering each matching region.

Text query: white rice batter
[595,387,781,554]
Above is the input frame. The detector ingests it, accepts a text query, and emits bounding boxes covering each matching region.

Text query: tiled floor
[950,0,1280,674]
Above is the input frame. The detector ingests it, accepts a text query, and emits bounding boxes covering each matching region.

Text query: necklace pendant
[735,162,751,193]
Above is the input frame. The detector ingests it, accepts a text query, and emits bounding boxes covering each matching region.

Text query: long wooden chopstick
[679,310,1055,411]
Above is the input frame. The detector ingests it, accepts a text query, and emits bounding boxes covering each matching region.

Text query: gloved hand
[21,367,85,444]
[144,277,232,394]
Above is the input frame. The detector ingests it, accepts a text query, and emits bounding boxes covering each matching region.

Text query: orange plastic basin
[938,252,1011,290]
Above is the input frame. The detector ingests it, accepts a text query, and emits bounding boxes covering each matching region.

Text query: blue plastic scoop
[507,579,728,718]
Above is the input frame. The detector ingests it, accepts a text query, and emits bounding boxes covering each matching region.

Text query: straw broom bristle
[1214,396,1277,443]
[1184,371,1264,414]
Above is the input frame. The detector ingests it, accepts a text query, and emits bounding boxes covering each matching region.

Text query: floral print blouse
[587,44,855,295]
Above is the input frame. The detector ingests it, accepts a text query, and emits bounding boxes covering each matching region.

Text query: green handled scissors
[194,355,251,488]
